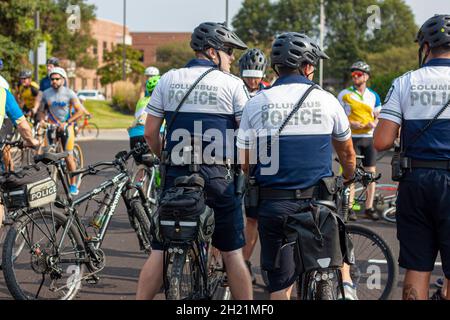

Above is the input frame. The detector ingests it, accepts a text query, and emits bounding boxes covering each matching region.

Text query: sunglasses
[351,71,365,78]
[51,77,62,81]
[222,47,234,56]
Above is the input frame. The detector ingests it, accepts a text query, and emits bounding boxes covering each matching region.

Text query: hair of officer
[430,43,450,56]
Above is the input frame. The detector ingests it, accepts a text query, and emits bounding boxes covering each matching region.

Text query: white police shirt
[237,75,351,190]
[380,58,450,161]
[146,59,250,161]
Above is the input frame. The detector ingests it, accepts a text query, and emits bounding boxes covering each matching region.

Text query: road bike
[1,145,154,300]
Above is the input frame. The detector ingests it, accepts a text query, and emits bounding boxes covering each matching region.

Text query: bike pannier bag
[2,163,57,209]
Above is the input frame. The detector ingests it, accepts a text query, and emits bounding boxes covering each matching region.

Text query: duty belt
[259,185,318,200]
[410,159,450,171]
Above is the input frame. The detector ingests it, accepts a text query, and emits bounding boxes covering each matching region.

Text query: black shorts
[397,169,450,279]
[258,199,311,293]
[352,137,377,167]
[151,165,245,252]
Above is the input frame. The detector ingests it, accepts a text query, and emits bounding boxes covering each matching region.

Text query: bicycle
[353,183,397,223]
[155,174,230,301]
[1,145,154,300]
[75,115,99,139]
[260,163,398,300]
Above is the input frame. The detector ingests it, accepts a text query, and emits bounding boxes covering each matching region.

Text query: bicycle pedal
[86,274,100,285]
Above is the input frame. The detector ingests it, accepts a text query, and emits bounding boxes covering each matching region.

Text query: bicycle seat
[34,152,69,164]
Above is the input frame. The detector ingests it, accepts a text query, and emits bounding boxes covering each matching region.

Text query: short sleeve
[233,82,250,122]
[330,95,351,141]
[236,103,256,149]
[145,74,165,118]
[379,78,402,125]
[5,90,25,125]
[337,90,351,116]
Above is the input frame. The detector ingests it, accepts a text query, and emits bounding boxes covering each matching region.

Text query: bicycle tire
[2,209,86,300]
[72,144,84,189]
[346,224,397,300]
[129,200,152,254]
[382,206,396,224]
[165,250,192,300]
[354,184,398,215]
[130,165,158,213]
[81,123,100,139]
[208,247,231,300]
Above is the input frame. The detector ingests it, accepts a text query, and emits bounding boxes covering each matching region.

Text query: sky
[86,0,450,32]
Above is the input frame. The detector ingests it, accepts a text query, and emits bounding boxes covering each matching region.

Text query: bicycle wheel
[165,248,197,300]
[72,144,84,189]
[2,209,86,300]
[299,269,341,300]
[382,207,396,224]
[346,224,397,300]
[354,183,398,215]
[81,123,100,139]
[208,247,231,300]
[129,200,151,254]
[130,165,158,212]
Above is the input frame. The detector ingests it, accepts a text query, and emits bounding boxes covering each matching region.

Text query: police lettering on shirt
[145,59,249,162]
[379,59,450,161]
[237,75,351,190]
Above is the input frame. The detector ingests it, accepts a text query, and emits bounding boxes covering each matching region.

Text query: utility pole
[34,11,40,81]
[122,0,127,81]
[225,0,229,28]
[319,0,325,88]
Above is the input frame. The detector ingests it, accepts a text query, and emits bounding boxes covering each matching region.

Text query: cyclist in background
[34,67,84,196]
[238,48,269,283]
[239,48,270,97]
[144,66,160,79]
[17,70,39,117]
[128,75,161,163]
[338,61,381,221]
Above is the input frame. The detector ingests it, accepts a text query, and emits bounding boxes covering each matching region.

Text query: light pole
[319,0,325,88]
[225,0,229,28]
[34,11,40,82]
[122,0,127,81]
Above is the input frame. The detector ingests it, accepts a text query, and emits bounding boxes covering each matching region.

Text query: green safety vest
[0,87,6,130]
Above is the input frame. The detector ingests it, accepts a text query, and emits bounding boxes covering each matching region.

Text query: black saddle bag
[282,203,354,275]
[1,163,57,209]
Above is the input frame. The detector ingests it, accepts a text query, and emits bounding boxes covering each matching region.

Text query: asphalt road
[0,140,443,300]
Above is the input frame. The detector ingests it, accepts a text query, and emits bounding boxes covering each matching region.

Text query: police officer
[237,32,356,300]
[137,22,253,300]
[374,14,450,300]
[238,48,270,97]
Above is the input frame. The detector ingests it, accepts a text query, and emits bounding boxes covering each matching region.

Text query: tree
[97,44,144,86]
[40,0,98,69]
[155,41,195,74]
[232,0,273,47]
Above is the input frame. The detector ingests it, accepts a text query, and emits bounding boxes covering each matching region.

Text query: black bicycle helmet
[416,14,450,49]
[271,32,329,70]
[239,48,267,77]
[190,22,247,52]
[350,61,371,74]
[19,70,32,79]
[46,57,60,66]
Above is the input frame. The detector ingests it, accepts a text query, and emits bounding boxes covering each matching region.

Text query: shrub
[111,81,141,113]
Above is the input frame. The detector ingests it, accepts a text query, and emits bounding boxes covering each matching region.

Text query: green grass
[84,100,134,129]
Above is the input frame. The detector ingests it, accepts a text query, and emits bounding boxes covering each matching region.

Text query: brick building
[130,32,191,66]
[67,19,131,98]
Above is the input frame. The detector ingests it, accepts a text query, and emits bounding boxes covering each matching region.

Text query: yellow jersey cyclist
[17,70,39,117]
[34,67,84,195]
[338,61,382,221]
